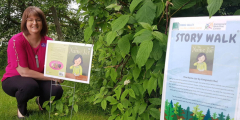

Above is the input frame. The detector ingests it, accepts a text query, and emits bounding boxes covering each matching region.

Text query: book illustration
[65,45,92,82]
[189,45,215,75]
[49,60,63,70]
[194,53,207,71]
[164,99,234,120]
[69,54,83,76]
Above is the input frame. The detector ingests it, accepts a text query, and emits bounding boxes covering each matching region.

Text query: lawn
[0,70,109,120]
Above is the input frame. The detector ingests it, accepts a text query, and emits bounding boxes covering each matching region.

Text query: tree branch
[170,0,193,17]
[165,1,170,35]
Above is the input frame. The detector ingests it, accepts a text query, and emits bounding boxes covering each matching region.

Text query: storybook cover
[44,41,93,84]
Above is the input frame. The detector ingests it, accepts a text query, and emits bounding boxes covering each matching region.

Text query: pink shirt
[1,32,52,82]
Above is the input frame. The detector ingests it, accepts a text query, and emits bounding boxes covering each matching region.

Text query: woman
[1,6,63,119]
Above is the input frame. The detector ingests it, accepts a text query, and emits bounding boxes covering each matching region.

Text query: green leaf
[84,27,93,42]
[136,40,153,67]
[147,77,157,95]
[73,104,78,113]
[103,79,107,86]
[42,101,49,108]
[143,79,148,92]
[146,58,155,70]
[155,1,165,17]
[122,99,129,108]
[172,0,196,10]
[149,98,161,105]
[139,22,152,30]
[118,34,132,57]
[69,96,73,105]
[106,4,118,9]
[106,31,117,45]
[158,74,164,95]
[129,89,136,98]
[117,103,124,111]
[112,15,129,32]
[115,87,121,100]
[234,9,240,15]
[106,96,118,104]
[152,31,167,43]
[133,66,141,80]
[128,16,137,24]
[141,112,149,120]
[150,40,163,60]
[110,68,117,83]
[139,103,147,115]
[79,0,88,4]
[101,100,107,110]
[207,0,223,17]
[136,0,156,25]
[133,30,153,44]
[149,108,160,119]
[131,46,138,64]
[130,0,142,13]
[108,115,117,120]
[131,84,140,96]
[94,98,103,104]
[114,5,122,11]
[134,29,148,37]
[121,89,129,101]
[56,101,63,113]
[89,16,94,28]
[111,104,118,114]
[134,102,140,114]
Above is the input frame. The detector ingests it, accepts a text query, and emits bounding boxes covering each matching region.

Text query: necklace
[23,33,41,68]
[33,47,40,68]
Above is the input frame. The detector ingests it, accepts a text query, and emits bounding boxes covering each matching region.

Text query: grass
[0,70,109,120]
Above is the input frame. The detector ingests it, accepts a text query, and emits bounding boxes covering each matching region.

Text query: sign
[44,41,93,84]
[161,16,240,120]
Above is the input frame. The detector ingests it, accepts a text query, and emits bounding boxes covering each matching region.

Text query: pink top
[1,32,52,82]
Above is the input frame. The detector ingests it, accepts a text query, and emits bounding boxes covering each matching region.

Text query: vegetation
[0,0,240,120]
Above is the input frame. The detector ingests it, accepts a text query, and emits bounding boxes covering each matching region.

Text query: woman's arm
[16,65,62,82]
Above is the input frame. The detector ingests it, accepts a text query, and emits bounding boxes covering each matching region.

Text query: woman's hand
[52,78,64,84]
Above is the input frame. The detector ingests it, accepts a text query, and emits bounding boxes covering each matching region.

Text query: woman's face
[74,57,82,65]
[26,15,42,35]
[198,55,205,63]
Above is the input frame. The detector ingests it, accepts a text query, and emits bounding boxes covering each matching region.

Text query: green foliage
[43,89,80,117]
[196,111,204,120]
[218,112,226,120]
[192,105,200,117]
[76,0,235,119]
[177,105,183,117]
[183,107,192,120]
[226,114,231,120]
[165,100,174,120]
[173,102,179,114]
[207,0,223,17]
[212,112,217,119]
[234,9,240,15]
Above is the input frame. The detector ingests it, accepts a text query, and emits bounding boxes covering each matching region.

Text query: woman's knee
[52,86,63,100]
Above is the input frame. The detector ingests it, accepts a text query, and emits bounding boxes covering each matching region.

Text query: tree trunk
[50,6,64,41]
